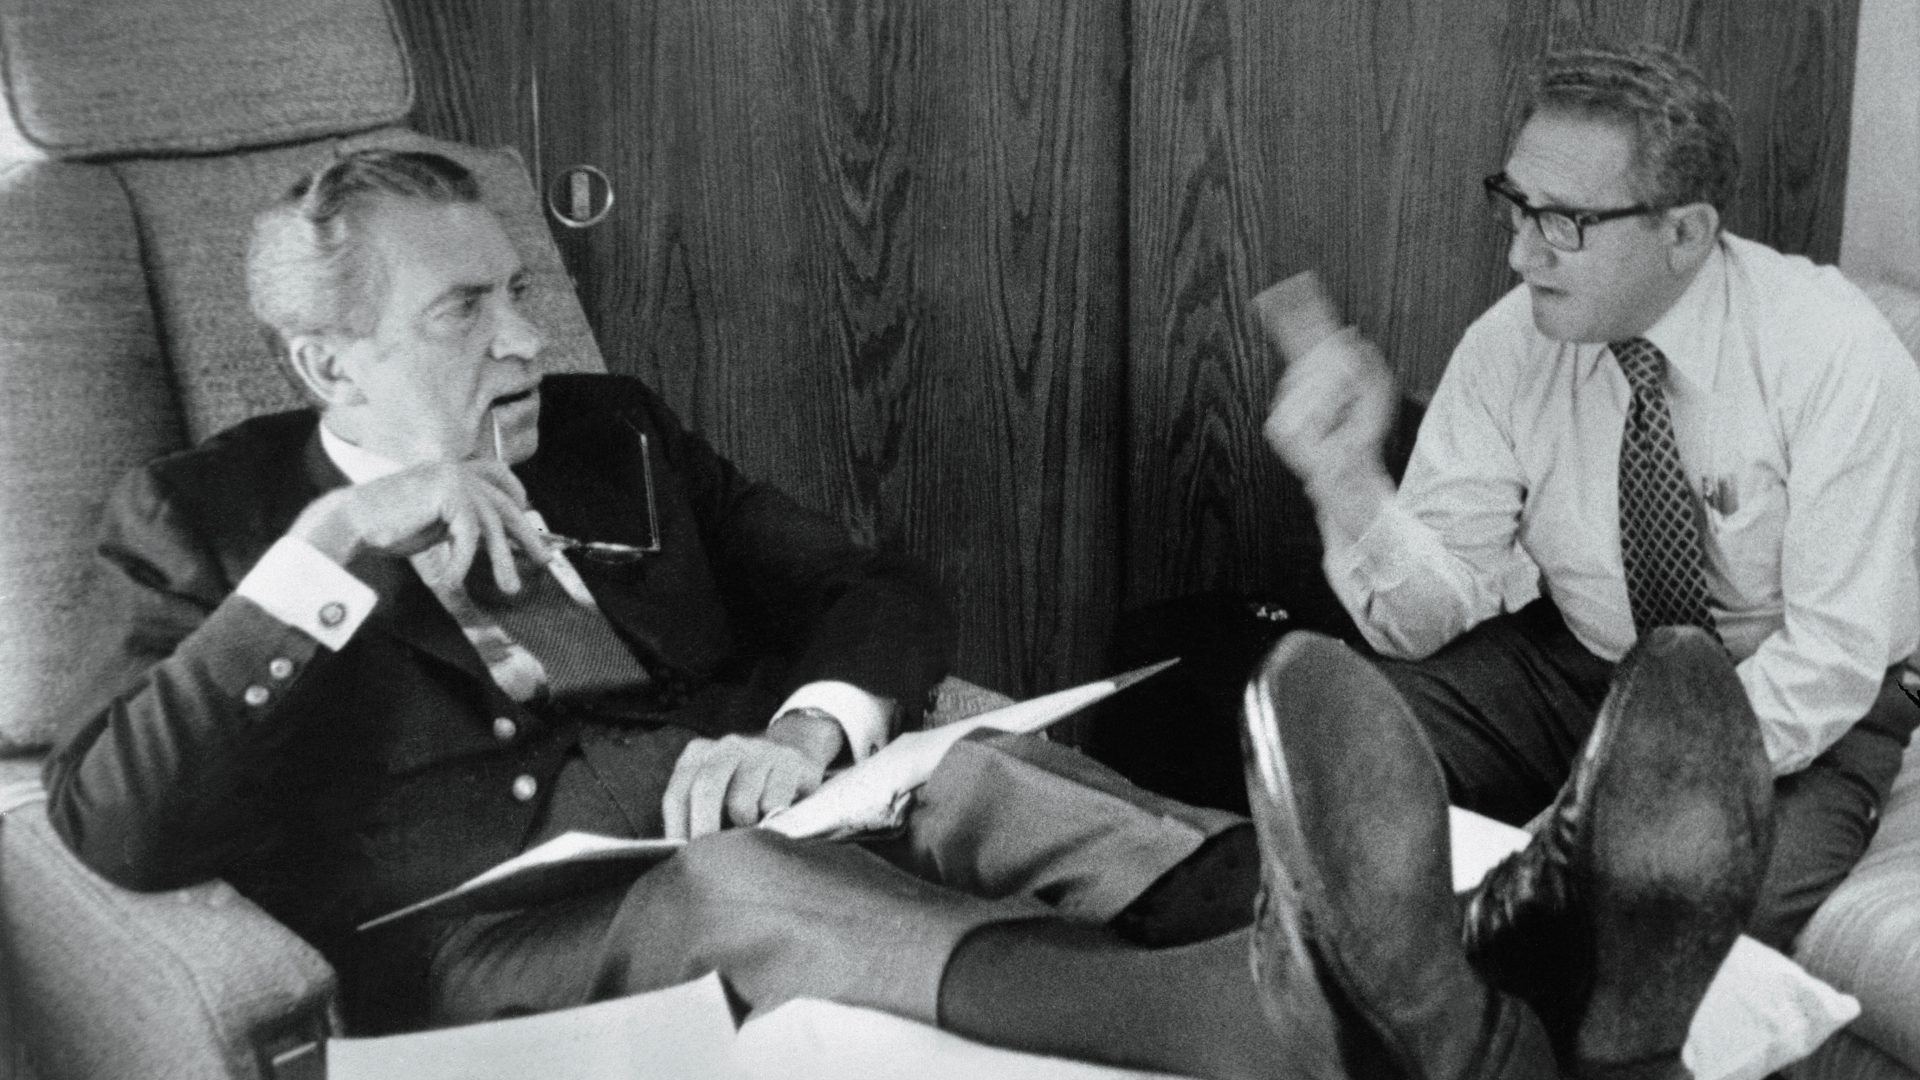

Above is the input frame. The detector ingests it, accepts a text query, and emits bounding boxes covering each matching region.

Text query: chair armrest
[1,774,335,1080]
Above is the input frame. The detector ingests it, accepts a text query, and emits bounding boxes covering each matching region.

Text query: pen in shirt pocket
[1700,475,1739,515]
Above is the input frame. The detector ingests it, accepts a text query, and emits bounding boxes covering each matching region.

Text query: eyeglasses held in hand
[491,411,663,564]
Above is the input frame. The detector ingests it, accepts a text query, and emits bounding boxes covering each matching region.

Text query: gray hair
[246,149,481,347]
[1525,43,1740,216]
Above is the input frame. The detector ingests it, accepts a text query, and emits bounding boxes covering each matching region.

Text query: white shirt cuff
[234,537,377,651]
[776,681,892,760]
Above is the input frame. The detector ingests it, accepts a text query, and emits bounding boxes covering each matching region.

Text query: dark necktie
[476,556,654,701]
[1612,337,1718,640]
[422,545,653,704]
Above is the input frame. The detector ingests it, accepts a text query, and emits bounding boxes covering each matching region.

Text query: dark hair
[247,149,482,343]
[1525,43,1739,216]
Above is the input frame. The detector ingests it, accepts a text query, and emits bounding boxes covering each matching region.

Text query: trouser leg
[1370,599,1918,952]
[1371,598,1614,826]
[426,884,632,1026]
[428,730,1251,1029]
[1747,670,1917,951]
[894,731,1247,922]
[429,827,1054,1027]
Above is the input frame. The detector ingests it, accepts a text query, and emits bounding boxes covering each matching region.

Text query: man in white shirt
[1265,43,1920,955]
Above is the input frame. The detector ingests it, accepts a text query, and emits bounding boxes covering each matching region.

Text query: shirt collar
[1639,240,1726,391]
[1578,239,1729,392]
[319,420,405,485]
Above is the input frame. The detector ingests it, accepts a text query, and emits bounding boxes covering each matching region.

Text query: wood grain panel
[523,0,1128,697]
[388,0,534,157]
[1125,0,1857,614]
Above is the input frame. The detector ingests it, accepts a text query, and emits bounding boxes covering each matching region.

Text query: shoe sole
[1571,626,1773,1066]
[1243,632,1510,1079]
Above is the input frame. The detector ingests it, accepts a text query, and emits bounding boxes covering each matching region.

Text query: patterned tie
[417,545,653,703]
[1612,337,1717,640]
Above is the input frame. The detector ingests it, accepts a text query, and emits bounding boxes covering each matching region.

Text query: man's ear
[285,335,367,408]
[1666,202,1720,273]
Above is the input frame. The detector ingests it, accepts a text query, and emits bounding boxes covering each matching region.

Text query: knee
[674,827,806,898]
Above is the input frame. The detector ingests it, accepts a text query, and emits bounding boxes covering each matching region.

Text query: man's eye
[510,280,531,303]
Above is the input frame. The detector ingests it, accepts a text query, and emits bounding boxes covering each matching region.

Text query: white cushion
[1792,733,1920,1074]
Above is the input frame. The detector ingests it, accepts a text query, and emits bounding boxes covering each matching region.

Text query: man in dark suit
[44,149,1753,1079]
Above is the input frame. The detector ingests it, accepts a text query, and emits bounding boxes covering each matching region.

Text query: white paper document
[760,659,1180,840]
[358,832,684,931]
[327,971,733,1080]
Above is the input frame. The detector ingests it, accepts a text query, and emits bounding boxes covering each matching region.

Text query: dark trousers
[424,730,1245,1028]
[1374,597,1918,952]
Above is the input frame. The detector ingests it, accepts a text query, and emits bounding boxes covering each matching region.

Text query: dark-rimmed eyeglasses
[1483,173,1665,253]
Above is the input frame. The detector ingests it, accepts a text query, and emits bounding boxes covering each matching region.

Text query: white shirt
[234,424,891,759]
[1324,234,1920,774]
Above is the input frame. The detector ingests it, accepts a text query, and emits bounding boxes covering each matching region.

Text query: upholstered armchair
[0,3,581,1076]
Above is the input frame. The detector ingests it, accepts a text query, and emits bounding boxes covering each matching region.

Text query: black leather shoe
[1461,626,1774,1078]
[1243,631,1560,1079]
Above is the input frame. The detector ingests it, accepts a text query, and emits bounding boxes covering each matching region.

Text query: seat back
[0,0,603,753]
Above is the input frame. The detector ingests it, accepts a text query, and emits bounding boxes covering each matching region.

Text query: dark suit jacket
[43,373,953,1027]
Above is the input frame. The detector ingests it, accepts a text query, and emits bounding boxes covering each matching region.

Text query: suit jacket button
[493,717,519,742]
[511,774,539,802]
[268,657,295,680]
[243,685,270,707]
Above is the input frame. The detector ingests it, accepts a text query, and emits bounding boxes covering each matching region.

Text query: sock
[1109,824,1259,947]
[936,920,1304,1080]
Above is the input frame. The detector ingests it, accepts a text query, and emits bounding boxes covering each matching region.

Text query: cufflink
[318,601,347,629]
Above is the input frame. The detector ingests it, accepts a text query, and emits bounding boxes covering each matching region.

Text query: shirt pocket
[1701,462,1786,595]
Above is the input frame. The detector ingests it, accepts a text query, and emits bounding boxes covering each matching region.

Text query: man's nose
[492,299,546,362]
[1507,221,1555,276]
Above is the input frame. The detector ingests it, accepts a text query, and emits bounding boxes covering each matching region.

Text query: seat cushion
[1795,731,1920,1076]
[0,162,183,752]
[0,0,410,159]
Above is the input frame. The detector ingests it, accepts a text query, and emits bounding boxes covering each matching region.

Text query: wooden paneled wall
[394,0,1857,698]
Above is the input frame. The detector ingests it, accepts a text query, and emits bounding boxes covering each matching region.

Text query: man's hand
[287,459,552,595]
[1262,329,1399,535]
[662,709,845,840]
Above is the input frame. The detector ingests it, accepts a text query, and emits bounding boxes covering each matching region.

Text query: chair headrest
[0,0,411,160]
